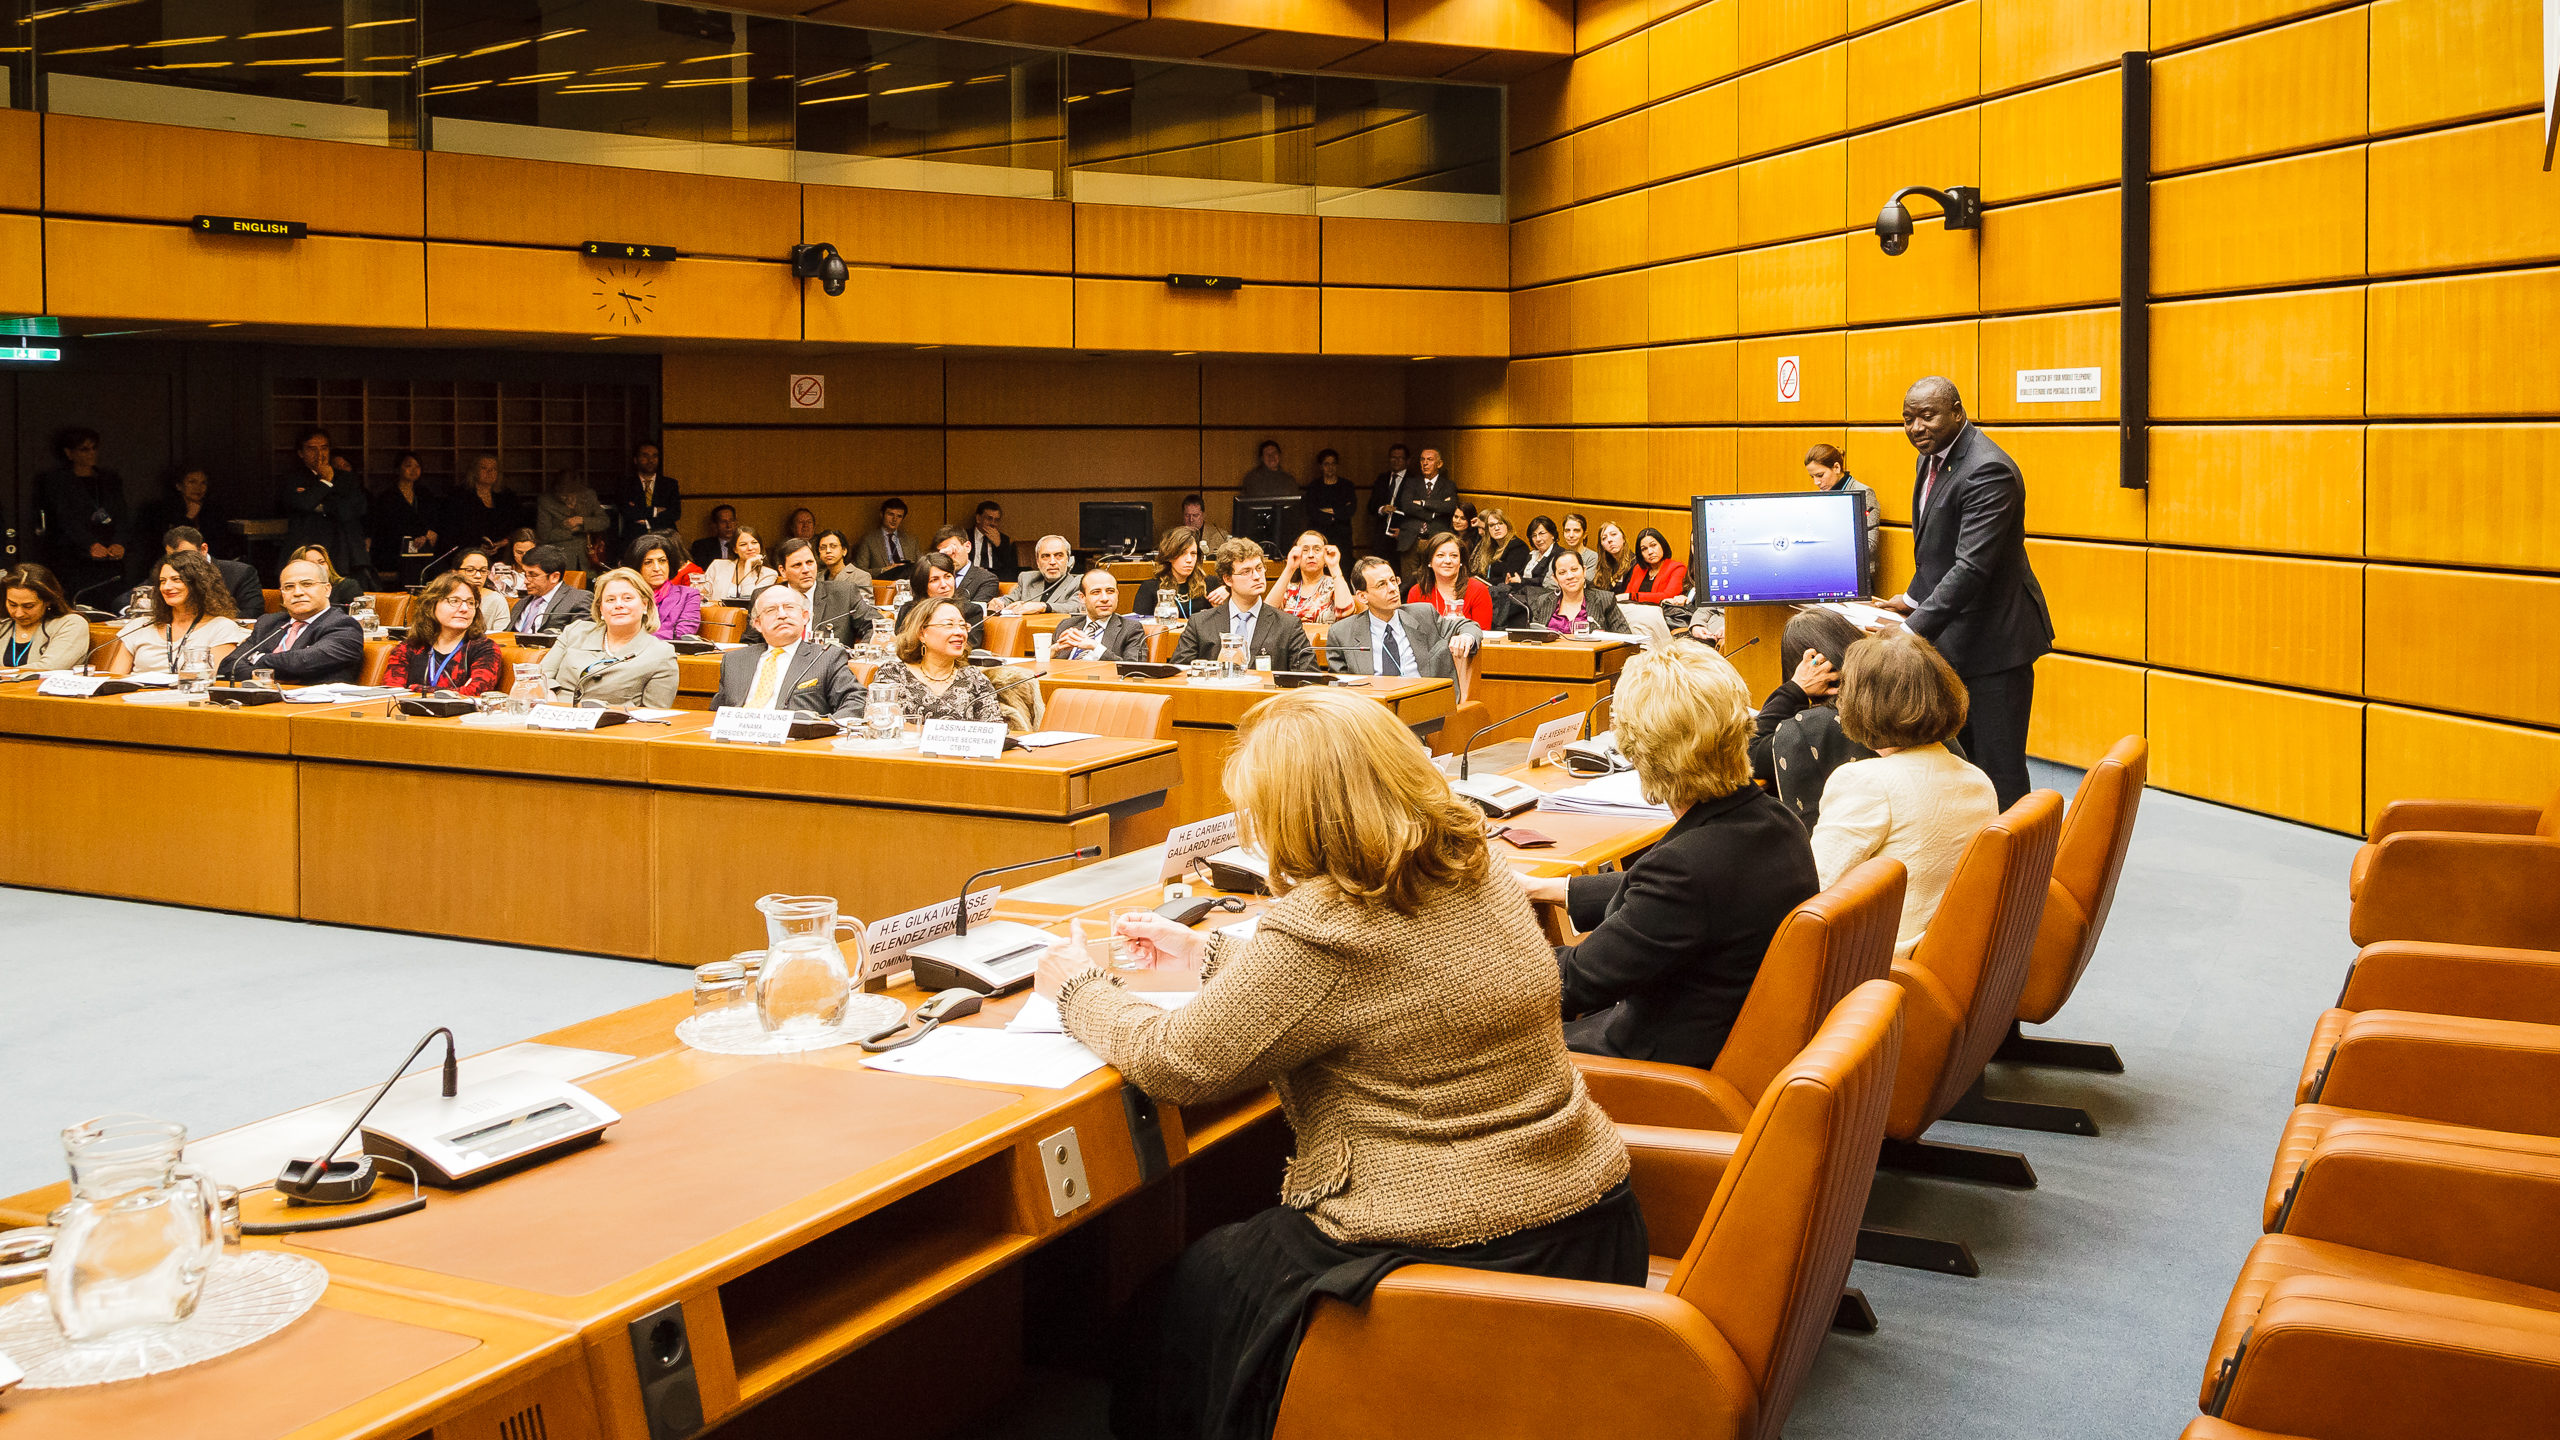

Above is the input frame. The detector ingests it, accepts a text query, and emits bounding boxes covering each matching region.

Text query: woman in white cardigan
[1808,629,1999,958]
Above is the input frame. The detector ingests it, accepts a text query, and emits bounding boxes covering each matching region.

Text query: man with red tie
[216,558,365,684]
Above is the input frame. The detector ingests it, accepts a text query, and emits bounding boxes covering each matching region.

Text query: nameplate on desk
[37,673,109,697]
[529,704,604,731]
[710,706,797,745]
[919,719,1006,758]
[194,214,305,240]
[1160,811,1240,881]
[1526,712,1587,769]
[862,889,1002,977]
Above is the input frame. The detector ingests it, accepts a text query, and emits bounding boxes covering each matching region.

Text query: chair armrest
[2216,1276,2560,1437]
[1620,1123,1740,1258]
[2279,1122,2560,1292]
[1274,1265,1757,1440]
[2313,1011,2560,1137]
[2368,798,2544,842]
[1574,1054,1752,1131]
[2179,1420,2316,1440]
[2342,942,2560,1026]
[2350,834,2560,950]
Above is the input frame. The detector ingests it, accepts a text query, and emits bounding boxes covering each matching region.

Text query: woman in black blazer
[1516,550,1630,635]
[1519,642,1821,1069]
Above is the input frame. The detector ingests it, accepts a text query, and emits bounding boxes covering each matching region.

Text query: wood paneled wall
[1449,0,2560,834]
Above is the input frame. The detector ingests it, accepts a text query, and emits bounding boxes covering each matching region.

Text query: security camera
[789,242,849,298]
[1874,185,1981,256]
[1875,201,1912,255]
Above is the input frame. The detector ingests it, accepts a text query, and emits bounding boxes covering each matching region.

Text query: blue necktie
[1379,620,1404,676]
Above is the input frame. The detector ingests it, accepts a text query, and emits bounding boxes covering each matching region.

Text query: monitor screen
[1230,497,1305,548]
[1079,502,1154,553]
[1691,491,1871,604]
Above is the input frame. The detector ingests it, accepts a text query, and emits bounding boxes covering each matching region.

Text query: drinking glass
[176,643,213,695]
[1217,631,1246,679]
[506,663,547,716]
[251,667,278,690]
[866,680,900,740]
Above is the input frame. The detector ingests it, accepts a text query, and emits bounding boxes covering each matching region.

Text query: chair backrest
[1457,638,1481,701]
[262,588,281,613]
[564,570,587,590]
[356,638,397,687]
[1304,620,1327,666]
[2542,789,2560,838]
[2017,735,2147,1024]
[368,592,413,629]
[982,614,1028,657]
[1045,688,1172,740]
[1672,980,1903,1440]
[497,645,541,673]
[698,606,746,643]
[1432,699,1489,757]
[1146,626,1181,663]
[1711,858,1907,1110]
[84,633,124,672]
[1887,790,2064,1138]
[872,580,895,608]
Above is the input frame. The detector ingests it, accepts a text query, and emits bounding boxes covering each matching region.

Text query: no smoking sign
[788,373,826,410]
[1775,355,1801,404]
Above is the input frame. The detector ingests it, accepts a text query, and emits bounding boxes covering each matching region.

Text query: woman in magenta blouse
[626,534,702,640]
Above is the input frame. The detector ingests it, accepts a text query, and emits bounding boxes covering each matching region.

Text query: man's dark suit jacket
[689,535,734,569]
[1053,612,1150,662]
[212,557,264,621]
[1905,424,2054,676]
[949,563,1001,605]
[1556,787,1821,1069]
[217,607,365,684]
[510,584,591,635]
[969,530,1019,575]
[615,472,681,540]
[1325,604,1476,679]
[1170,602,1316,671]
[1392,472,1459,552]
[710,641,862,719]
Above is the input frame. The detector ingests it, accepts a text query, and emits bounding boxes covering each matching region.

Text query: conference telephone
[1449,772,1545,818]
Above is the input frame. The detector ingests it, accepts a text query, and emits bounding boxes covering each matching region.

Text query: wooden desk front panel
[1470,674,1615,744]
[1476,639,1632,684]
[290,710,714,783]
[0,683,366,754]
[652,792,1113,969]
[0,737,299,914]
[299,763,657,958]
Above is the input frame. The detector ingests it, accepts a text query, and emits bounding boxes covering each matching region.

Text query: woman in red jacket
[1624,526,1688,604]
[381,572,505,694]
[1406,530,1493,630]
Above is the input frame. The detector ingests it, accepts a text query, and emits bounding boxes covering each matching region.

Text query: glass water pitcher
[0,1115,223,1342]
[751,894,869,1035]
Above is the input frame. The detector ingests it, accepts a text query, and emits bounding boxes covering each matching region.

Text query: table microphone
[1460,691,1568,781]
[1721,635,1760,661]
[907,845,1105,994]
[276,1027,456,1206]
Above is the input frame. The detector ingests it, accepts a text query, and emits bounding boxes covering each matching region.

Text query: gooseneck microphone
[1460,690,1569,780]
[1721,635,1761,661]
[276,1026,457,1205]
[950,846,1104,937]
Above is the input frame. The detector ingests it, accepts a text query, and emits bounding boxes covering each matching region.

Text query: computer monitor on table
[1690,491,1871,604]
[1079,502,1154,555]
[1231,497,1304,550]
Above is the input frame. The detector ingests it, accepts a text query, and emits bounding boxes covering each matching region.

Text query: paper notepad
[860,1027,1111,1089]
[1538,769,1674,819]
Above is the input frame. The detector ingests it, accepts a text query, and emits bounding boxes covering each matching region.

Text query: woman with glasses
[873,597,1005,725]
[538,567,677,707]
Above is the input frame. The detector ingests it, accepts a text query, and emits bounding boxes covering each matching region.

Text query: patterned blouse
[871,660,1003,726]
[382,635,505,695]
[1276,578,1347,623]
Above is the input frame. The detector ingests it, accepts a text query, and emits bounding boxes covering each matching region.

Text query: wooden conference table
[0,753,1669,1440]
[1471,636,1634,744]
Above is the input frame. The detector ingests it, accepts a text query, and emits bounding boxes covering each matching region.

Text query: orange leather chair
[1994,735,2146,1086]
[2349,789,2560,950]
[1045,689,1176,851]
[1271,981,1905,1440]
[698,606,746,643]
[367,592,413,629]
[82,632,122,672]
[1146,626,1181,663]
[262,588,281,613]
[2294,942,2560,1104]
[1430,700,1488,758]
[356,639,397,687]
[981,614,1028,658]
[2189,1280,2560,1440]
[1302,620,1327,667]
[1857,789,2065,1276]
[1574,857,1908,1133]
[564,570,587,590]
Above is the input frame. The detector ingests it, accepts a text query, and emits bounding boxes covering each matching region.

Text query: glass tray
[675,992,908,1055]
[0,1250,327,1389]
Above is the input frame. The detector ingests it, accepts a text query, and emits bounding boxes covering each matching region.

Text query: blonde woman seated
[872,596,1006,726]
[1810,629,1999,958]
[1271,529,1352,623]
[700,524,776,606]
[110,552,246,675]
[1033,686,1640,1440]
[538,567,679,708]
[3,565,91,671]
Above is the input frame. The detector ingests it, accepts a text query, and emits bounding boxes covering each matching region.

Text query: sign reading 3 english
[193,215,306,240]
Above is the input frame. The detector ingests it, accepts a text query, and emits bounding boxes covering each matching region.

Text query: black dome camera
[1873,186,1981,256]
[1875,200,1912,255]
[790,242,849,298]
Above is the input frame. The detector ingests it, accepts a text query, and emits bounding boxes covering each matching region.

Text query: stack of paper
[1538,769,1673,819]
[284,684,401,704]
[859,1027,1110,1089]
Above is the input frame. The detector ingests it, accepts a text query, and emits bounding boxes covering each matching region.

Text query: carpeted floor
[1,759,2358,1437]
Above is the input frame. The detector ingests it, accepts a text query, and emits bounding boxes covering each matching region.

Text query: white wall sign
[1526,711,1587,768]
[788,373,826,409]
[1775,354,1801,403]
[710,706,796,745]
[1160,812,1240,881]
[2015,367,2103,403]
[861,889,1002,977]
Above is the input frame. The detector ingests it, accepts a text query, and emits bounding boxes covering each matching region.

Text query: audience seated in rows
[109,552,246,676]
[1519,549,1628,636]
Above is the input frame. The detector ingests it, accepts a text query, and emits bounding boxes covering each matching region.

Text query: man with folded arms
[218,558,363,684]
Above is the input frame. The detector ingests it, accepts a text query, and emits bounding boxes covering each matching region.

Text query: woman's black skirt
[1111,1179,1647,1440]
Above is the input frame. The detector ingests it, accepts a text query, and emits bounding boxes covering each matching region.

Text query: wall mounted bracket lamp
[1872,185,1981,254]
[790,242,849,297]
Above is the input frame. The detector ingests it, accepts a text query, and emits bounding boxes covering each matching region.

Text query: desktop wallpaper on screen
[1691,492,1869,603]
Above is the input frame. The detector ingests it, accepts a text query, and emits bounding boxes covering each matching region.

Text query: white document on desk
[1007,990,1194,1034]
[860,1027,1110,1089]
[1015,730,1100,748]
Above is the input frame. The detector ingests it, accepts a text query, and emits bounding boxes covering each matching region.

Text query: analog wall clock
[591,263,657,328]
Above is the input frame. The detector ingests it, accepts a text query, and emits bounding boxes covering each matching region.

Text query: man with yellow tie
[710,585,864,720]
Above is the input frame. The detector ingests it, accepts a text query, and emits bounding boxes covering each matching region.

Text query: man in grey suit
[752,537,871,646]
[712,586,863,719]
[1052,567,1150,662]
[996,534,1083,617]
[508,546,590,634]
[1327,555,1479,679]
[1875,376,2054,808]
[1169,538,1316,671]
[850,498,916,580]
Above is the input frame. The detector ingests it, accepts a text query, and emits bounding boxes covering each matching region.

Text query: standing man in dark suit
[711,586,863,719]
[1369,443,1412,557]
[1169,538,1317,671]
[508,546,590,635]
[282,426,371,589]
[1875,376,2053,809]
[217,557,365,684]
[1327,556,1478,679]
[1391,447,1459,561]
[616,441,680,543]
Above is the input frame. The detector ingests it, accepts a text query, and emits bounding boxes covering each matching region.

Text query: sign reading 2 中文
[194,215,307,240]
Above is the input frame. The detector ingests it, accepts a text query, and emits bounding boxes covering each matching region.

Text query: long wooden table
[1036,664,1453,827]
